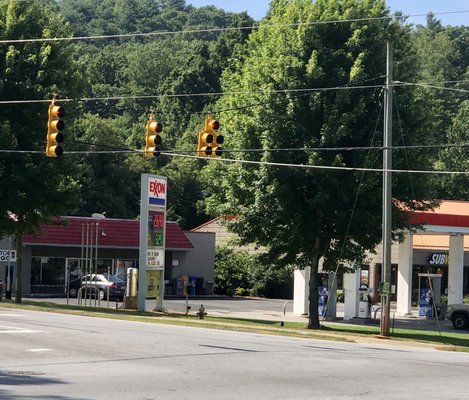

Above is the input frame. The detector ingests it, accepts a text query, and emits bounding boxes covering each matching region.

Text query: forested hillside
[58,0,255,226]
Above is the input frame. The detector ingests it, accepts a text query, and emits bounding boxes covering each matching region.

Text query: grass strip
[1,300,468,350]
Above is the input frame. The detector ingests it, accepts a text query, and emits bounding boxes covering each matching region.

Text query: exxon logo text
[150,181,166,198]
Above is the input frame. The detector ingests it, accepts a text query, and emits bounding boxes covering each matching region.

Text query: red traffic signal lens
[149,121,162,133]
[56,107,65,118]
[211,120,220,130]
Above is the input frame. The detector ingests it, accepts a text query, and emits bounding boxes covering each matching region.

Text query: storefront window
[113,259,137,280]
[31,257,66,294]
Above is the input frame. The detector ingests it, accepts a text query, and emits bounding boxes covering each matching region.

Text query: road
[1,307,469,399]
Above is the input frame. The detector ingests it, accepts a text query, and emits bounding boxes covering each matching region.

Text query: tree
[202,0,435,328]
[0,0,83,302]
[436,101,469,198]
[410,17,469,199]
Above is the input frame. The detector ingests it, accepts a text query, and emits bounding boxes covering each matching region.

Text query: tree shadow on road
[0,370,81,400]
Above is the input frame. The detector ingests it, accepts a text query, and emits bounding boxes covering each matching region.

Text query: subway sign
[428,253,449,266]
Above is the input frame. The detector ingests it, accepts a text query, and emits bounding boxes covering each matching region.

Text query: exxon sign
[148,178,166,207]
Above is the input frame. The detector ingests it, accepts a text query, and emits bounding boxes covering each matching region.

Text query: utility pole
[380,42,393,337]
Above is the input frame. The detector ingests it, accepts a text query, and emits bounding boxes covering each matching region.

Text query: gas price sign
[139,174,167,311]
[148,210,164,247]
[146,209,165,269]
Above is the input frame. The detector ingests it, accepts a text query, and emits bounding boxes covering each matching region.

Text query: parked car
[69,274,126,301]
[445,303,469,330]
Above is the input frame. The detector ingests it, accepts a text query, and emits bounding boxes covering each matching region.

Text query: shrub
[336,289,344,303]
[251,265,294,299]
[214,247,253,296]
[214,246,293,299]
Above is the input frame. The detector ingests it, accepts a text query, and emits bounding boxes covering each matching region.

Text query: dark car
[69,274,126,301]
[445,303,469,330]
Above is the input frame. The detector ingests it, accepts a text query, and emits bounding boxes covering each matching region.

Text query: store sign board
[148,177,166,207]
[428,253,449,266]
[139,174,167,312]
[0,250,16,262]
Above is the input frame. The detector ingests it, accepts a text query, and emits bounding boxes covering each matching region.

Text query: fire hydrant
[197,304,207,319]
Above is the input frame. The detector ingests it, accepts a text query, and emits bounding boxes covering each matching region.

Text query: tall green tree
[202,0,435,328]
[410,16,469,199]
[436,101,469,199]
[0,0,82,302]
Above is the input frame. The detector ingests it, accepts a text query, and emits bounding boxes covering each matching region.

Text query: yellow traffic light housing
[145,114,163,158]
[197,115,223,158]
[46,100,65,157]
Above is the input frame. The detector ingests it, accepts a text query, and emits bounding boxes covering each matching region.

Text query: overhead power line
[0,83,384,105]
[0,78,466,106]
[395,81,469,93]
[163,152,469,176]
[3,140,469,155]
[1,148,468,176]
[0,10,468,45]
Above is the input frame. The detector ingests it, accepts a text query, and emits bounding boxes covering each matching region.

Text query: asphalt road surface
[1,307,468,400]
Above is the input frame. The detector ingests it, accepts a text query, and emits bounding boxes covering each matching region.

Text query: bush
[214,246,293,299]
[251,265,293,299]
[214,247,253,296]
[235,287,250,296]
[336,289,344,303]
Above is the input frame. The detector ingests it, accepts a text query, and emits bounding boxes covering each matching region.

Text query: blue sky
[187,0,469,25]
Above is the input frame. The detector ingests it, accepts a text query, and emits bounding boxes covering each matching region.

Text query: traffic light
[145,114,163,158]
[197,115,223,157]
[46,100,65,157]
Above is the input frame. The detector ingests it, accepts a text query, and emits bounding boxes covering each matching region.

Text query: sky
[187,0,469,26]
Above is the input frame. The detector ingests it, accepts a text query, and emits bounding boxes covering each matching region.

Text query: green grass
[321,322,469,349]
[1,299,468,350]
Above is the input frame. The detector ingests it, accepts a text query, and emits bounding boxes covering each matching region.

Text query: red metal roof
[22,217,193,250]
